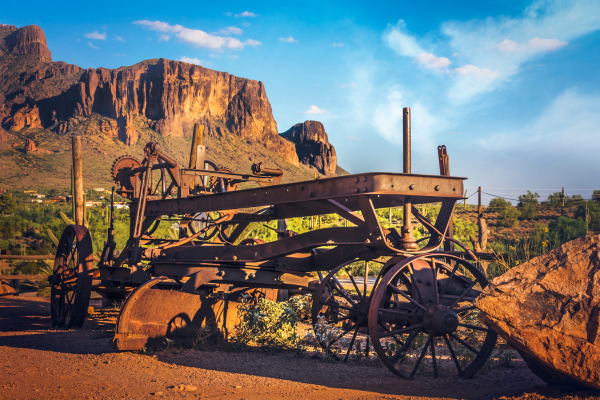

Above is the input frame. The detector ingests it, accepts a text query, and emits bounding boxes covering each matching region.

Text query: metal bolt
[417,279,423,283]
[232,256,237,261]
[409,184,414,190]
[434,185,440,191]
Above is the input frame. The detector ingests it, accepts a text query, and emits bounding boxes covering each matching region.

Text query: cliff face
[2,25,51,61]
[0,24,344,175]
[280,120,337,176]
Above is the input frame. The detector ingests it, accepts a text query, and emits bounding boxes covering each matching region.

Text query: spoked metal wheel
[311,260,377,362]
[368,253,497,379]
[49,225,94,328]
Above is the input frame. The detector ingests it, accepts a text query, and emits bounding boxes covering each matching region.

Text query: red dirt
[0,296,598,400]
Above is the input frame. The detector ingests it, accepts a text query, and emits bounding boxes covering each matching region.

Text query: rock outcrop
[3,25,52,61]
[280,121,337,176]
[4,105,42,132]
[24,138,36,152]
[476,235,600,390]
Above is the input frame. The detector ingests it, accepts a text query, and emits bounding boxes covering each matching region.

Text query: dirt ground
[0,296,598,400]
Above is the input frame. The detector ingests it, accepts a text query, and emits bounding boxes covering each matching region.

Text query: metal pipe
[403,107,411,174]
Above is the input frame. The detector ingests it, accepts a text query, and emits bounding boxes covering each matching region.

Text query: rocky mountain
[280,120,337,176]
[0,24,339,183]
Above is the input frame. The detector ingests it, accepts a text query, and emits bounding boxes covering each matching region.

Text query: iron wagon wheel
[368,253,497,380]
[49,225,94,328]
[311,260,377,362]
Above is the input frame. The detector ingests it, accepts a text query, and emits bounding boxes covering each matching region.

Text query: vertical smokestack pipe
[403,107,411,174]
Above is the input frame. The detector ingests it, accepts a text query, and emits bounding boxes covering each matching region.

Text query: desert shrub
[488,197,511,212]
[231,294,310,351]
[548,216,587,240]
[0,195,16,215]
[576,200,600,231]
[499,206,521,227]
[520,203,538,220]
[518,190,539,206]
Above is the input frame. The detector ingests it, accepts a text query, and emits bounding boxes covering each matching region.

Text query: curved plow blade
[113,278,240,351]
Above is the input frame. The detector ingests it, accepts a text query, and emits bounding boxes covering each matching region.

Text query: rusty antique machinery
[49,108,497,380]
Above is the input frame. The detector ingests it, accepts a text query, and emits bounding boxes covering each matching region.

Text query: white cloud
[452,52,459,57]
[88,41,99,49]
[85,31,106,40]
[333,43,344,47]
[414,52,451,69]
[114,35,125,42]
[158,34,170,42]
[235,11,256,17]
[452,64,499,78]
[340,82,356,88]
[441,0,600,102]
[280,36,297,43]
[133,20,260,50]
[214,26,243,35]
[304,105,329,114]
[497,37,568,52]
[479,90,600,153]
[384,20,423,57]
[224,12,233,16]
[180,56,203,65]
[346,136,361,141]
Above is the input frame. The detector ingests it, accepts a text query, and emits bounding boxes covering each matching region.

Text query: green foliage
[499,206,521,227]
[0,194,17,215]
[231,295,310,351]
[593,190,600,202]
[520,203,538,220]
[452,217,477,243]
[576,200,600,231]
[518,190,540,206]
[488,217,588,278]
[488,197,511,211]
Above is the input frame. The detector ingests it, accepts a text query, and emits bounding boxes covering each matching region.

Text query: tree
[593,190,600,202]
[518,190,540,207]
[488,197,511,213]
[0,194,16,215]
[520,203,538,220]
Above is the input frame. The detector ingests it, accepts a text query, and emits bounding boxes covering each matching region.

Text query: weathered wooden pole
[189,124,205,191]
[478,187,482,218]
[72,135,84,225]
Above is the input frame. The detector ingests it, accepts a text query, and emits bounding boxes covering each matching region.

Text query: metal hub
[423,305,459,335]
[349,300,370,326]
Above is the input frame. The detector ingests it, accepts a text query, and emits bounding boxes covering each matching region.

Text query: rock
[0,129,8,143]
[3,25,52,61]
[175,385,197,391]
[280,121,337,176]
[5,105,42,132]
[24,138,37,152]
[99,119,118,138]
[0,281,17,295]
[475,234,600,390]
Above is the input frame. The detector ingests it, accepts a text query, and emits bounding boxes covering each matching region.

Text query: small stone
[176,385,197,392]
[152,392,163,396]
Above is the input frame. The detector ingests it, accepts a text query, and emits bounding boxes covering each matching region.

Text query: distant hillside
[0,24,342,191]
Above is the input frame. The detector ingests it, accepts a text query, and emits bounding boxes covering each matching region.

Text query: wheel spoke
[390,329,419,363]
[344,326,360,363]
[379,308,415,317]
[430,335,438,378]
[408,264,425,304]
[319,301,353,311]
[378,322,404,345]
[379,323,423,339]
[387,285,428,312]
[331,282,357,306]
[328,323,357,347]
[443,334,462,374]
[449,279,478,309]
[430,258,439,304]
[345,268,364,301]
[449,333,481,356]
[439,262,459,300]
[459,323,491,332]
[410,334,432,378]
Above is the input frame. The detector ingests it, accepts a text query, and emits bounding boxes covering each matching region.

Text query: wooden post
[464,189,468,209]
[478,187,482,218]
[72,135,84,225]
[189,124,205,191]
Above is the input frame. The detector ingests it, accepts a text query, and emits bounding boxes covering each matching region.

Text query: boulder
[476,234,600,390]
[5,105,42,132]
[24,138,37,152]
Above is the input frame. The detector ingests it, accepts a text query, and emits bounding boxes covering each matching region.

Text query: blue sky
[3,0,600,204]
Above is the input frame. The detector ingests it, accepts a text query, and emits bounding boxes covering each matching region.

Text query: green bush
[499,207,521,227]
[488,197,511,213]
[576,201,600,231]
[231,294,310,351]
[0,195,16,215]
